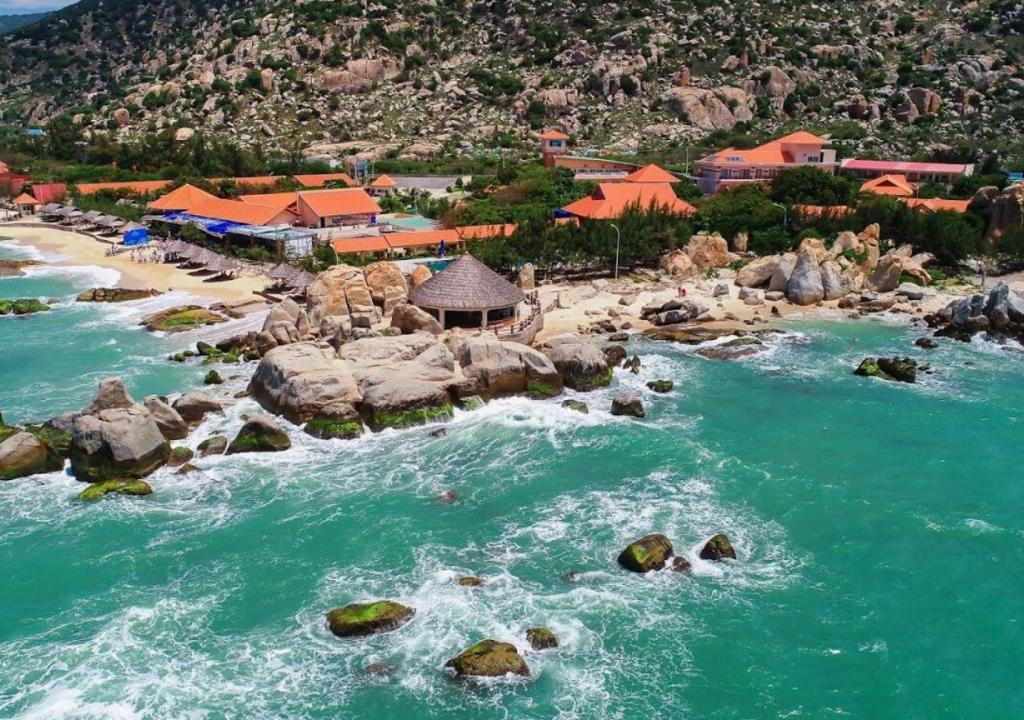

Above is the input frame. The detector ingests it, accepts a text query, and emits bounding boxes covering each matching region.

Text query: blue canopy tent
[123,227,150,246]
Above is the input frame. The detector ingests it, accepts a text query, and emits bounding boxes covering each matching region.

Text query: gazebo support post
[439,309,446,328]
[480,310,487,329]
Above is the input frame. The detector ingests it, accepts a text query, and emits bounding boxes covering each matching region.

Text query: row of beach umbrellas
[162,239,242,275]
[39,203,133,233]
[267,262,316,290]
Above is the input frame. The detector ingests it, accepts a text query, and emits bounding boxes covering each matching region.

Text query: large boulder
[226,415,292,454]
[544,343,612,390]
[866,255,903,292]
[685,233,731,269]
[819,260,849,301]
[77,478,153,501]
[363,261,408,306]
[359,380,453,431]
[459,337,563,399]
[306,265,375,316]
[786,249,825,305]
[172,392,223,425]
[797,236,829,265]
[658,249,694,278]
[143,396,189,440]
[699,533,737,561]
[391,303,443,335]
[69,406,170,483]
[249,343,361,423]
[304,402,364,440]
[326,600,415,637]
[409,264,432,288]
[610,392,645,418]
[0,431,64,480]
[735,255,780,287]
[445,640,530,679]
[618,533,673,572]
[768,253,797,292]
[854,357,918,383]
[82,377,135,415]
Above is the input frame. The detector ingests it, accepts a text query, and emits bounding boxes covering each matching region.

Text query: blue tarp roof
[123,228,150,246]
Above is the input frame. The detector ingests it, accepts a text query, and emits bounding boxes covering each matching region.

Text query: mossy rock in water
[699,533,737,561]
[0,300,11,315]
[167,446,195,467]
[646,380,674,393]
[77,479,153,501]
[0,431,65,480]
[526,627,558,651]
[457,576,485,587]
[304,403,364,440]
[203,370,224,385]
[618,533,674,572]
[445,639,530,678]
[326,600,415,637]
[362,403,454,432]
[10,298,50,315]
[525,380,561,399]
[915,337,938,349]
[226,416,291,454]
[610,393,645,418]
[854,357,917,383]
[197,435,228,457]
[561,399,589,414]
[24,425,72,458]
[142,306,226,333]
[458,395,486,411]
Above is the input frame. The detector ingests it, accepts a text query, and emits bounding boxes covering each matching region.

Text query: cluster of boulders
[0,298,51,316]
[657,232,735,279]
[926,281,1024,342]
[854,357,921,384]
[247,329,625,436]
[617,532,737,574]
[734,224,933,306]
[77,287,161,303]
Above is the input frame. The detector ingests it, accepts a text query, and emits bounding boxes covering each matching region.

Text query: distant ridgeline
[0,12,49,35]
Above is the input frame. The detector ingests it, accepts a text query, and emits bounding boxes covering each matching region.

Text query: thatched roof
[268,263,298,280]
[288,270,317,290]
[206,255,240,273]
[409,254,524,311]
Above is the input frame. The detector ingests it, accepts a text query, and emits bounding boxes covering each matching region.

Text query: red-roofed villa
[696,131,838,195]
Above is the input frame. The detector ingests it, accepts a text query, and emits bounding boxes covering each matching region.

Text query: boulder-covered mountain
[1,0,1022,162]
[0,11,49,35]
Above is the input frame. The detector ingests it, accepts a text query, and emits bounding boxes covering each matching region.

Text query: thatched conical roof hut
[408,254,525,329]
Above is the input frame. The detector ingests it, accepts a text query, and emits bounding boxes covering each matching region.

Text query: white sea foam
[22,263,121,291]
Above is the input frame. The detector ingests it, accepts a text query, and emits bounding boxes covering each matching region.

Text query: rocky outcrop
[618,533,673,572]
[172,392,223,425]
[248,343,361,423]
[0,431,64,480]
[141,306,226,333]
[735,255,780,287]
[543,342,612,390]
[685,233,731,269]
[69,405,170,483]
[445,640,530,678]
[610,393,645,418]
[83,377,136,415]
[928,282,1024,342]
[304,403,364,440]
[786,249,825,305]
[699,533,737,561]
[326,600,414,637]
[391,303,443,335]
[458,336,562,399]
[359,379,453,431]
[226,415,292,454]
[362,261,408,310]
[143,396,189,440]
[307,265,376,318]
[77,288,161,303]
[854,357,918,383]
[641,298,709,325]
[658,249,694,278]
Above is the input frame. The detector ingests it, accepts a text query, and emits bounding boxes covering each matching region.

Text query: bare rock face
[69,406,170,483]
[768,253,798,293]
[866,255,903,292]
[143,396,189,440]
[172,392,223,425]
[907,86,941,115]
[797,237,829,265]
[249,342,361,424]
[786,249,825,305]
[409,265,432,288]
[363,261,408,307]
[307,265,375,317]
[987,182,1024,237]
[658,249,694,278]
[685,232,731,269]
[0,432,64,481]
[735,255,780,288]
[82,377,136,415]
[391,303,443,335]
[661,86,745,130]
[820,260,850,300]
[543,342,612,391]
[113,107,130,127]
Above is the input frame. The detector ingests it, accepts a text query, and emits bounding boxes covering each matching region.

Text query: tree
[770,166,856,206]
[698,184,783,240]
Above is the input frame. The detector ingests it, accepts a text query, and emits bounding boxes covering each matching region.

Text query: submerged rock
[445,639,530,678]
[526,627,558,650]
[915,337,938,349]
[326,600,415,637]
[77,288,161,303]
[854,357,917,383]
[646,379,674,393]
[226,416,291,454]
[618,533,673,572]
[197,435,228,457]
[694,336,764,361]
[203,370,224,385]
[699,533,737,561]
[610,393,645,418]
[77,478,153,501]
[457,576,485,587]
[561,399,589,413]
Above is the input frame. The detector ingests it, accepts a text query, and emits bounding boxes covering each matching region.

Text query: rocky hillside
[1,0,1023,163]
[0,11,48,35]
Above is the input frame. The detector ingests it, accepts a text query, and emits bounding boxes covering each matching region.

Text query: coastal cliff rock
[543,342,612,390]
[618,533,673,572]
[445,640,530,678]
[326,600,415,637]
[0,431,64,480]
[172,392,223,424]
[143,396,189,440]
[250,343,361,423]
[458,336,563,399]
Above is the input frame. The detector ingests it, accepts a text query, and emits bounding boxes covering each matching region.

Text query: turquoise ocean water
[1,242,1022,719]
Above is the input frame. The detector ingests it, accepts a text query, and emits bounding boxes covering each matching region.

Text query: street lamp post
[770,202,788,229]
[610,223,621,279]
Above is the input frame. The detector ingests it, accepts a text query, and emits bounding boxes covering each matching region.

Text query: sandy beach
[0,220,267,303]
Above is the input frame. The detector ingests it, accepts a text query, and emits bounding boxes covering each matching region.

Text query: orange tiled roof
[332,236,391,254]
[239,192,299,213]
[860,174,915,197]
[298,188,381,218]
[561,183,696,220]
[29,183,67,204]
[148,183,217,211]
[76,180,173,196]
[187,197,291,225]
[902,197,971,213]
[625,164,679,184]
[703,130,830,166]
[540,129,570,141]
[456,224,517,239]
[13,192,39,205]
[370,174,398,188]
[293,173,356,188]
[385,229,461,249]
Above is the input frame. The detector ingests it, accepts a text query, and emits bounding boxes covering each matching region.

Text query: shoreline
[0,221,267,303]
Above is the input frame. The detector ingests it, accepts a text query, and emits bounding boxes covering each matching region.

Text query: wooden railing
[493,291,542,336]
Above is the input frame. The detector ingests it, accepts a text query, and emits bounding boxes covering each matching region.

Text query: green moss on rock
[646,380,674,393]
[77,479,153,501]
[362,403,453,432]
[699,533,737,561]
[525,380,560,399]
[11,298,49,315]
[618,533,674,572]
[197,435,228,456]
[326,600,415,637]
[167,446,195,467]
[445,639,530,678]
[561,399,589,413]
[526,627,558,650]
[226,417,291,454]
[203,370,224,385]
[304,417,363,440]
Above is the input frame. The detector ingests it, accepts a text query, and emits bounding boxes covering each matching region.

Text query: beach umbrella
[267,263,298,281]
[177,243,203,260]
[288,270,317,290]
[206,255,241,274]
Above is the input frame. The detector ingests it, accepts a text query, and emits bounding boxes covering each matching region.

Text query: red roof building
[860,174,916,197]
[296,188,382,228]
[841,159,974,183]
[293,173,356,188]
[28,183,67,204]
[148,184,218,212]
[696,131,838,195]
[561,183,696,220]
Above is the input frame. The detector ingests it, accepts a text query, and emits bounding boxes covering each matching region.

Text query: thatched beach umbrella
[287,270,317,290]
[267,263,298,281]
[206,255,241,274]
